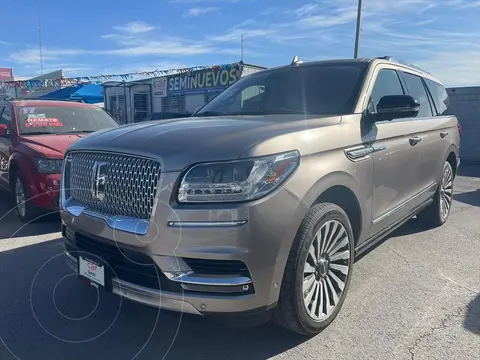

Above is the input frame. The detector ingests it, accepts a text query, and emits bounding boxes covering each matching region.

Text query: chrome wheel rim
[440,166,453,220]
[15,178,26,217]
[303,219,351,322]
[0,155,7,171]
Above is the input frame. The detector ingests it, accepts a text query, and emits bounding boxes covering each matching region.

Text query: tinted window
[15,106,118,135]
[369,69,405,113]
[0,106,12,127]
[401,72,433,117]
[194,63,368,118]
[424,78,450,116]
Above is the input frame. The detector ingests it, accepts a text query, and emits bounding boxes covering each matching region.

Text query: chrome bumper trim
[169,272,252,287]
[166,220,247,228]
[65,252,201,315]
[62,198,150,235]
[65,251,252,313]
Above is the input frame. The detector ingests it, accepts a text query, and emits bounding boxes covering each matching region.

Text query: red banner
[0,68,13,81]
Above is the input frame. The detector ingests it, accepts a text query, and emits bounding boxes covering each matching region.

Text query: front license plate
[78,256,105,287]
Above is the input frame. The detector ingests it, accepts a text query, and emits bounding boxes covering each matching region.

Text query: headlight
[35,158,63,174]
[178,150,300,203]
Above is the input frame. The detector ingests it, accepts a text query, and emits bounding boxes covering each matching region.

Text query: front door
[364,67,424,238]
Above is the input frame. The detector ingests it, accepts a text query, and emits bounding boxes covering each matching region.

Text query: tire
[273,203,355,336]
[417,161,454,227]
[12,172,40,223]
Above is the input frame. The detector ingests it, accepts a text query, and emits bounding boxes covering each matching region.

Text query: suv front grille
[66,151,161,219]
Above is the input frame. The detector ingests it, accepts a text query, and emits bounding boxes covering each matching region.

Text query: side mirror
[0,124,10,138]
[376,95,420,121]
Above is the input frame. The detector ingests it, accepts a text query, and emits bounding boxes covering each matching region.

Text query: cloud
[170,0,240,2]
[0,40,13,45]
[8,48,86,65]
[112,21,155,34]
[100,39,212,56]
[183,7,218,18]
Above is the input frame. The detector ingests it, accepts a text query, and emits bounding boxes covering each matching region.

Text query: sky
[1,0,480,87]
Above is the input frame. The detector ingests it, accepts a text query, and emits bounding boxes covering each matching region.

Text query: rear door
[423,78,458,178]
[399,72,449,193]
[365,67,424,237]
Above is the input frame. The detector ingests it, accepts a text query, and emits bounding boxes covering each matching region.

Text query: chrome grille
[66,152,161,219]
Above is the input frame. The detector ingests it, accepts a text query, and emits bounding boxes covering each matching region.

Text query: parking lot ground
[0,166,479,360]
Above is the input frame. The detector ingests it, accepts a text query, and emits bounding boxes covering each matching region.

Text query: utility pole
[241,35,244,62]
[353,0,363,59]
[37,0,44,75]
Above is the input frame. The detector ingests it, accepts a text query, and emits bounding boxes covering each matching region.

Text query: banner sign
[167,65,242,96]
[152,77,167,98]
[0,68,13,81]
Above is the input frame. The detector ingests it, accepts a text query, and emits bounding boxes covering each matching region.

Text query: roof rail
[376,56,431,74]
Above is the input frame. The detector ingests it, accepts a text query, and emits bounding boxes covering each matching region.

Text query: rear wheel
[13,173,40,223]
[417,161,454,227]
[273,203,355,335]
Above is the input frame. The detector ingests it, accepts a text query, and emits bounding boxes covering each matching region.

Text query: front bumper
[61,171,306,315]
[30,173,61,210]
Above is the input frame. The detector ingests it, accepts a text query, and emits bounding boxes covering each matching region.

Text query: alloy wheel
[303,220,351,322]
[440,166,453,220]
[15,178,26,218]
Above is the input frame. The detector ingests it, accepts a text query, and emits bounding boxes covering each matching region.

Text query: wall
[447,86,480,163]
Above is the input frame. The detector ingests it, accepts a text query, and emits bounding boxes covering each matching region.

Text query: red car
[0,100,118,222]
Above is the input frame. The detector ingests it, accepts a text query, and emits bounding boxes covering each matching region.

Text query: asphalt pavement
[0,167,479,360]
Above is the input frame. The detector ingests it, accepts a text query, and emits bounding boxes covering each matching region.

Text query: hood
[21,134,87,158]
[68,115,341,171]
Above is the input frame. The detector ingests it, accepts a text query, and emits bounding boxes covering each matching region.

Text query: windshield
[15,106,119,135]
[193,63,368,118]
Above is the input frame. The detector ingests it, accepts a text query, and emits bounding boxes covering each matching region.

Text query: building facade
[103,62,265,124]
[447,86,480,163]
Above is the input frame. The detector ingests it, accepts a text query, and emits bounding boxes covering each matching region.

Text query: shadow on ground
[0,190,61,239]
[0,240,306,360]
[464,294,480,336]
[454,189,480,207]
[458,164,480,178]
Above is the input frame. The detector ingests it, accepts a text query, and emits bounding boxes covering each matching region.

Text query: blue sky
[1,0,480,86]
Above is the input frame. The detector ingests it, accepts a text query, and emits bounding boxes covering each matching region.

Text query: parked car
[0,100,119,222]
[136,111,191,122]
[60,57,460,335]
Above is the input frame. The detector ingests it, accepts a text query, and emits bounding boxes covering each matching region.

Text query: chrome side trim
[372,182,437,224]
[167,220,247,228]
[372,144,387,153]
[345,145,374,162]
[62,198,150,235]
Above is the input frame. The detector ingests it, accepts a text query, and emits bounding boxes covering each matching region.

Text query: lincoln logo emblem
[92,161,108,201]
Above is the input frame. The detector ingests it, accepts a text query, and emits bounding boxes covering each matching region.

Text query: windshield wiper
[23,131,57,135]
[192,110,230,117]
[59,130,96,134]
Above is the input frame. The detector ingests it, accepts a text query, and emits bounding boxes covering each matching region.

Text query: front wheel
[273,203,355,336]
[13,173,40,223]
[417,161,454,227]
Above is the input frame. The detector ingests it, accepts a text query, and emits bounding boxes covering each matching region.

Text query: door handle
[440,131,448,138]
[409,136,422,146]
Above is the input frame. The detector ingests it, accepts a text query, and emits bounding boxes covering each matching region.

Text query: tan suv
[60,56,460,335]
